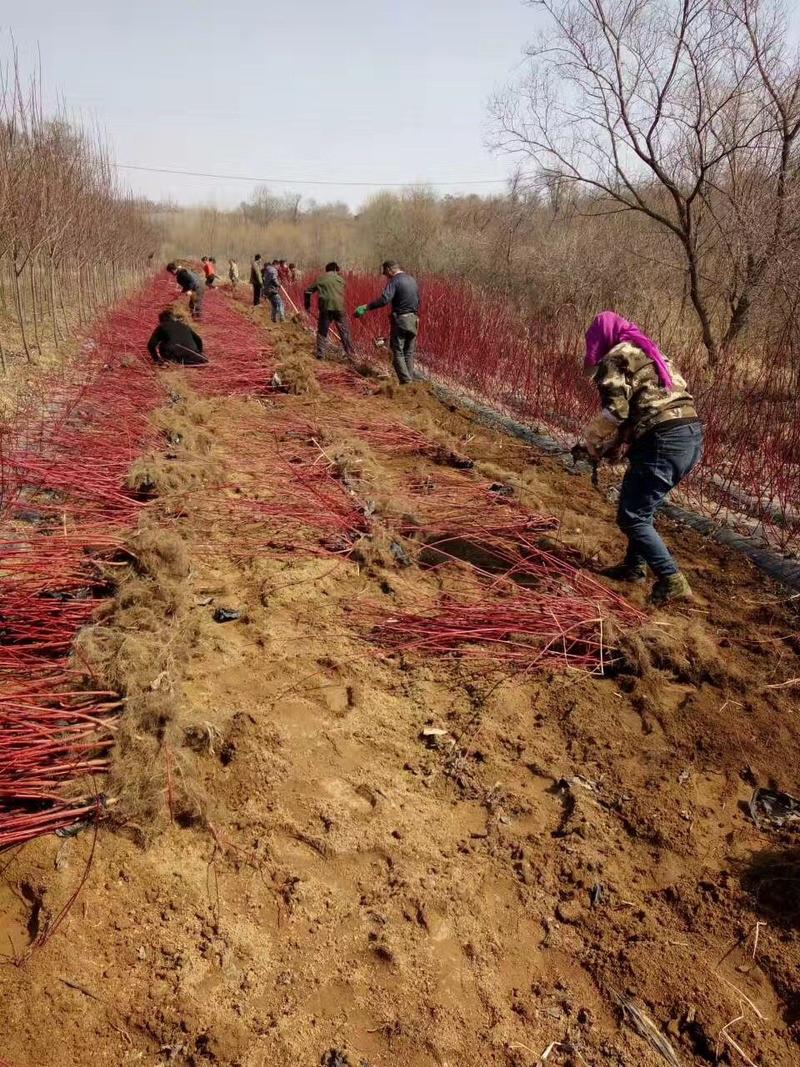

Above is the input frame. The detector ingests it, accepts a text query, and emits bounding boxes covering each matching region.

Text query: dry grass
[74,517,209,838]
[274,355,321,396]
[613,618,733,686]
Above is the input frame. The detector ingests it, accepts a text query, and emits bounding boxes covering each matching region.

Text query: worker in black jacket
[250,254,263,306]
[166,262,204,320]
[355,260,420,384]
[147,309,208,366]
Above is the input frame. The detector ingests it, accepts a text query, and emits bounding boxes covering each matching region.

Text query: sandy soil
[1,297,800,1067]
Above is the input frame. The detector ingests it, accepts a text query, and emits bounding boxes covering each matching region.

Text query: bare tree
[490,0,800,362]
[241,186,304,229]
[0,47,156,366]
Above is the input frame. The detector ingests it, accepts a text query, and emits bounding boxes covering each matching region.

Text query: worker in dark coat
[147,309,208,365]
[250,254,263,306]
[355,260,420,384]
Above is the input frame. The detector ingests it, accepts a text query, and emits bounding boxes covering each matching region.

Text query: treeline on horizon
[158,176,799,368]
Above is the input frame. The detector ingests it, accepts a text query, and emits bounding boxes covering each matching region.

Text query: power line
[113,162,509,188]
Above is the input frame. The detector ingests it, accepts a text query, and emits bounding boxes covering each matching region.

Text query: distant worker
[573,311,703,605]
[304,262,355,361]
[228,258,239,289]
[147,308,208,366]
[250,254,263,306]
[355,260,419,385]
[166,262,204,320]
[278,260,290,285]
[288,262,300,283]
[203,257,216,287]
[263,260,285,323]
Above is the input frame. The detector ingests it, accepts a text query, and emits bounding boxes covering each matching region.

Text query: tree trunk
[76,269,85,325]
[47,261,60,347]
[684,244,719,365]
[29,265,41,353]
[58,287,72,337]
[12,268,33,363]
[721,290,753,353]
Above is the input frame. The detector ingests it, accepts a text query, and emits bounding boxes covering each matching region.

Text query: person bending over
[355,260,419,384]
[166,262,204,320]
[304,262,354,360]
[147,309,208,366]
[574,311,703,605]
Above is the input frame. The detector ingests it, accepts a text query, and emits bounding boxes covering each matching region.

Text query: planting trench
[0,282,800,1066]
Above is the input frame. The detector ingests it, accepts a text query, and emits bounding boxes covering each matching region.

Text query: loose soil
[2,295,800,1067]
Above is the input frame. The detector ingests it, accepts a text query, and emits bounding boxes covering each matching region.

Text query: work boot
[600,561,646,583]
[650,572,693,605]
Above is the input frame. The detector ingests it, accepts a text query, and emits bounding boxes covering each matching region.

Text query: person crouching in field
[304,262,355,360]
[574,311,703,606]
[147,308,208,366]
[166,262,204,320]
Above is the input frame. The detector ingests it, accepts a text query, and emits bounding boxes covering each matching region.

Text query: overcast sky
[6,0,543,211]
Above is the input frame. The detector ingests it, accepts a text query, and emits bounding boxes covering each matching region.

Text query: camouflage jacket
[593,343,698,441]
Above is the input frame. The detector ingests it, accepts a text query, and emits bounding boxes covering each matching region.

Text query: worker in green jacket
[304,262,355,360]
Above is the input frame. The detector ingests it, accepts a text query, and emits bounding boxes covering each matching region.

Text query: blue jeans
[268,291,285,323]
[618,422,703,578]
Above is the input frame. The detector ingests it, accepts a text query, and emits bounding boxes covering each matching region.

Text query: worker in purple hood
[574,312,703,605]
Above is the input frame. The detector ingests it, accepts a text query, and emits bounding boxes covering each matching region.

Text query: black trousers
[316,309,354,359]
[252,281,262,306]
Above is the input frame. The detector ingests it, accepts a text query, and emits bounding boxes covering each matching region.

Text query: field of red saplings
[283,272,800,554]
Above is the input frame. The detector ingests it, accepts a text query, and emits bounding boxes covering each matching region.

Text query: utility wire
[113,162,509,188]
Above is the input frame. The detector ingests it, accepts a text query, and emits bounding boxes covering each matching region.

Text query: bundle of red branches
[232,446,370,555]
[361,537,644,673]
[191,288,277,396]
[398,471,558,543]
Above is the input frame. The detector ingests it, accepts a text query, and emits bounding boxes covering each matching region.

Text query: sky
[4,0,543,211]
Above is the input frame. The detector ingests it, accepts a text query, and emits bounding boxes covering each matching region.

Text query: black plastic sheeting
[430,381,800,593]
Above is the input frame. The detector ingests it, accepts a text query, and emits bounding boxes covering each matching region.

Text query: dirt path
[1,291,799,1067]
